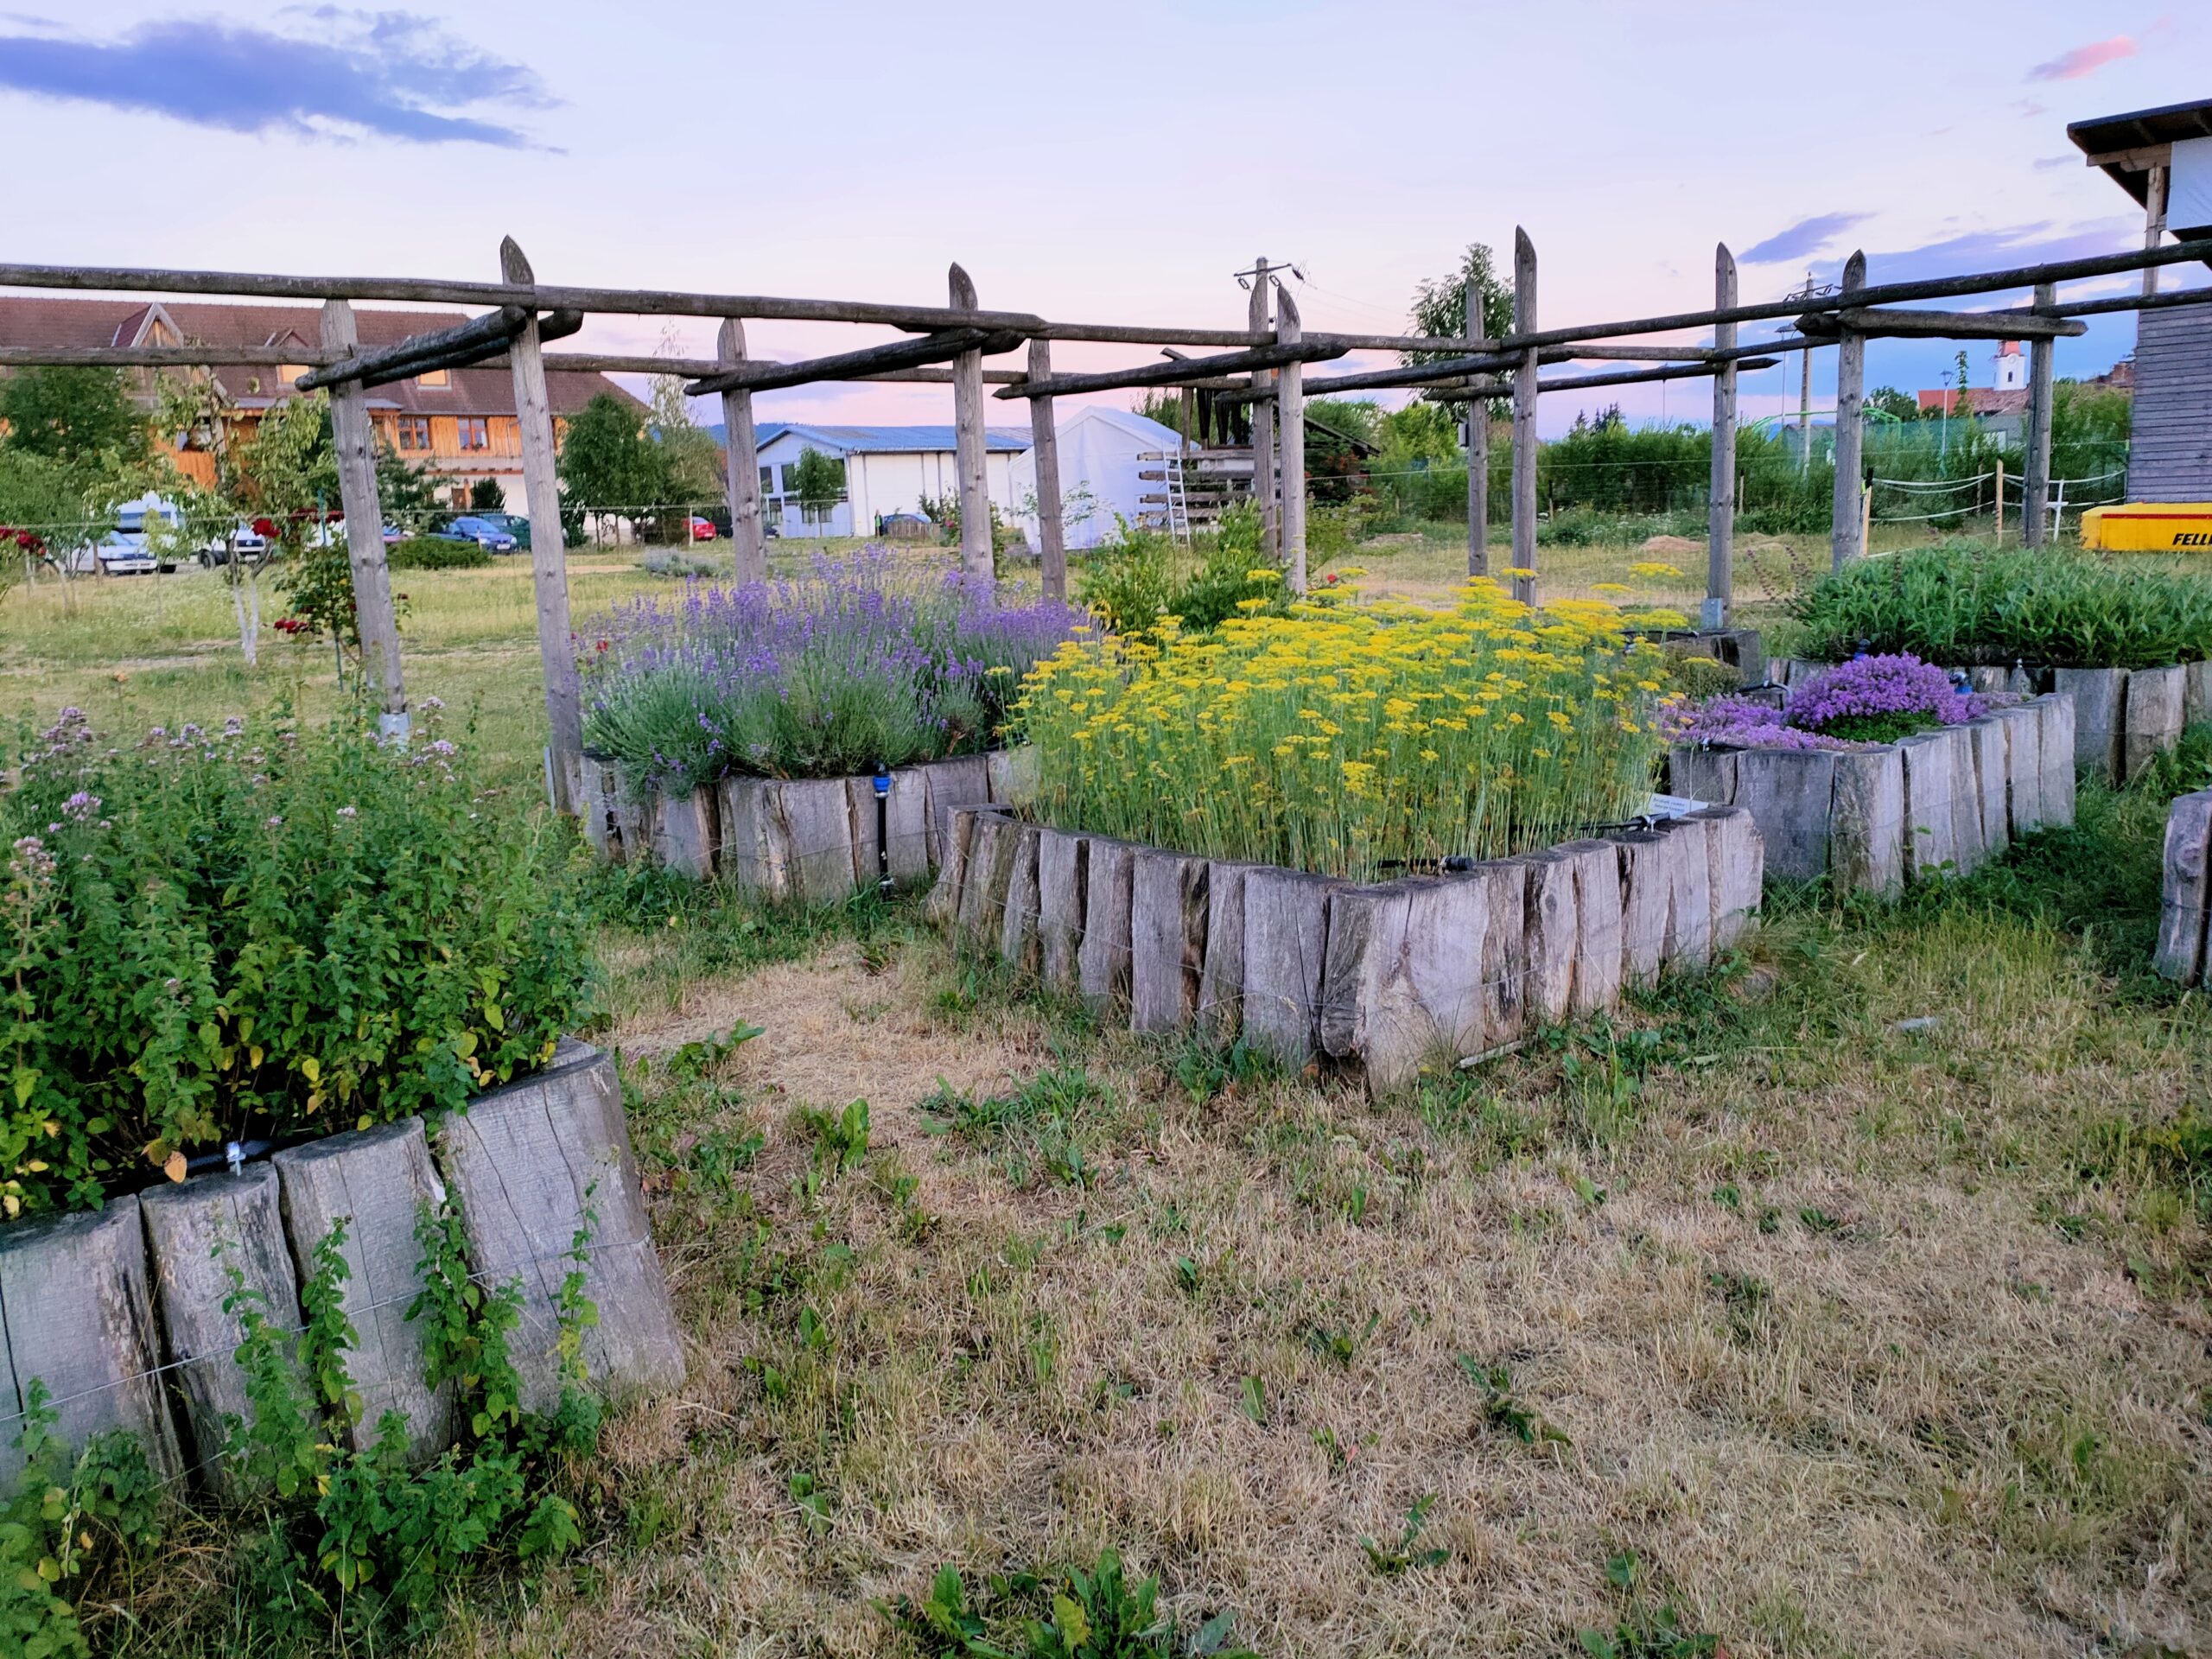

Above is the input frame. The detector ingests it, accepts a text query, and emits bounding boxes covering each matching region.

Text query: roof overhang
[2068,96,2212,207]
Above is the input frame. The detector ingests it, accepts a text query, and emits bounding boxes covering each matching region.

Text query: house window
[760,467,774,498]
[397,416,431,451]
[458,418,490,451]
[419,368,449,388]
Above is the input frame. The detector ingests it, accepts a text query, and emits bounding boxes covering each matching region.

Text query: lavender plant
[1668,654,1990,752]
[580,551,1082,793]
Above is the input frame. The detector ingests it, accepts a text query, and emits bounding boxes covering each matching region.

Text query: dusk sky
[1,1,2200,435]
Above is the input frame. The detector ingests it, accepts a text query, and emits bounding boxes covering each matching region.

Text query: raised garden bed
[927,804,1764,1092]
[1770,656,2211,787]
[1670,693,2074,895]
[581,747,1036,902]
[0,1041,682,1496]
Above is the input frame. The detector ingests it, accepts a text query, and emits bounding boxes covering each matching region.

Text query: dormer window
[419,368,449,388]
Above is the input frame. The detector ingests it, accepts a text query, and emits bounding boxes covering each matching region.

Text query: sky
[0,0,2202,436]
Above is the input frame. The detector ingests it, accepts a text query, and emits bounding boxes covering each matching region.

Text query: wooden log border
[1669,690,2076,899]
[927,805,1764,1093]
[1767,658,2212,787]
[2155,785,2212,985]
[582,748,1037,899]
[0,1044,680,1498]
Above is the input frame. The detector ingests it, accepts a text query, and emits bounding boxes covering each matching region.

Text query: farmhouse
[0,296,634,508]
[750,422,1027,538]
[2069,97,2212,501]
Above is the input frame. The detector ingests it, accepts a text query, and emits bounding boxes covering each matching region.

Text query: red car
[689,517,717,543]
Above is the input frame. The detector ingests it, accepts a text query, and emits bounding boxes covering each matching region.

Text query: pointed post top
[717,315,746,359]
[948,263,977,310]
[1513,228,1537,332]
[318,296,358,352]
[1514,226,1535,264]
[1841,249,1867,291]
[1275,285,1300,331]
[1715,241,1735,273]
[1247,259,1273,332]
[499,237,534,285]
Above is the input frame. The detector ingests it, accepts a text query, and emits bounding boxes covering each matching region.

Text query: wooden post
[320,300,408,737]
[2145,163,2169,298]
[1995,457,2005,543]
[1277,288,1307,593]
[1248,258,1277,560]
[1465,383,1490,577]
[1026,338,1068,604]
[716,317,766,583]
[1510,227,1539,605]
[2024,280,2056,549]
[1829,250,1866,571]
[1706,243,1737,630]
[948,264,995,587]
[500,237,583,813]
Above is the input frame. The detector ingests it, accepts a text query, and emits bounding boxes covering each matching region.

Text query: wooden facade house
[0,296,636,507]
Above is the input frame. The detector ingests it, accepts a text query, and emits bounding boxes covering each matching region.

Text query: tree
[467,476,506,512]
[0,366,149,466]
[379,439,442,531]
[646,372,724,506]
[1402,244,1516,400]
[557,391,666,543]
[790,447,845,539]
[1867,386,1919,422]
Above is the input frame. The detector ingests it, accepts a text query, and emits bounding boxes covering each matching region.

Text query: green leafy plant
[1457,1356,1572,1447]
[1579,1550,1722,1658]
[1789,543,2212,671]
[799,1098,870,1184]
[386,535,493,570]
[0,1382,162,1659]
[0,705,595,1217]
[1359,1492,1450,1575]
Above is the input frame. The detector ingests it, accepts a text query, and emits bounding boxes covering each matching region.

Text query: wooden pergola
[3,228,2207,810]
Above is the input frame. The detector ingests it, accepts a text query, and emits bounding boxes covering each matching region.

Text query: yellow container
[2080,502,2212,552]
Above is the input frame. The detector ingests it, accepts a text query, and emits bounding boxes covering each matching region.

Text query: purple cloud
[0,10,554,146]
[2027,35,2136,81]
[1741,213,1874,265]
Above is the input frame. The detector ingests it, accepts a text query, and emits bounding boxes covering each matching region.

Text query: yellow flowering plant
[1014,582,1673,880]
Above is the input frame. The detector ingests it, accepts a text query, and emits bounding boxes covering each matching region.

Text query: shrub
[0,706,595,1217]
[1790,543,2212,670]
[1075,507,1288,645]
[580,550,1082,794]
[387,536,492,570]
[1018,582,1675,879]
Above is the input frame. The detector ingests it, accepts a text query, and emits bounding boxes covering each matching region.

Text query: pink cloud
[2027,35,2136,80]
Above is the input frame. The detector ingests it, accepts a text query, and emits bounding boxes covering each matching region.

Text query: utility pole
[1795,270,1814,473]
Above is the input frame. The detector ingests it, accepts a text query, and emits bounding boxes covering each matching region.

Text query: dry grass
[414,856,2212,1659]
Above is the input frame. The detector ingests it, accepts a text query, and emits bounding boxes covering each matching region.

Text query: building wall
[752,434,1026,539]
[2133,308,2212,502]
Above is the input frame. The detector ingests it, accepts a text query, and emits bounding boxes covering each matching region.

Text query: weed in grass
[1707,1270,1772,1345]
[787,1471,833,1536]
[1579,1551,1721,1658]
[796,1098,870,1191]
[1306,1313,1380,1368]
[1458,1356,1573,1447]
[925,1067,1113,1191]
[1359,1493,1450,1576]
[1171,1256,1202,1297]
[1238,1375,1267,1425]
[688,1126,766,1196]
[880,1549,1252,1659]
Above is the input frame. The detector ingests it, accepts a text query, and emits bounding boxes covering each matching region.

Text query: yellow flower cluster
[1015,581,1671,879]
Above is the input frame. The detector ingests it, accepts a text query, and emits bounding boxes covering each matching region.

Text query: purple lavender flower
[1786,653,1981,734]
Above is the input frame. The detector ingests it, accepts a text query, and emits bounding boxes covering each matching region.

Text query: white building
[751,423,1030,538]
[1008,405,1186,550]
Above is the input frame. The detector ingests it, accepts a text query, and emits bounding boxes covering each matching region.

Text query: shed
[1008,406,1188,551]
[745,423,1028,538]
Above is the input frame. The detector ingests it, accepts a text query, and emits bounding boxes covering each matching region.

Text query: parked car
[689,516,717,543]
[80,531,157,576]
[474,512,531,551]
[437,516,518,553]
[197,524,270,568]
[112,493,186,571]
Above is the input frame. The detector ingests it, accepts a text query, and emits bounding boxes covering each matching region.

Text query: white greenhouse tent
[1009,405,1186,551]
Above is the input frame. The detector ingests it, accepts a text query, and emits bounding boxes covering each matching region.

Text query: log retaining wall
[930,807,1764,1093]
[1669,693,2074,897]
[578,748,1035,900]
[0,1044,681,1498]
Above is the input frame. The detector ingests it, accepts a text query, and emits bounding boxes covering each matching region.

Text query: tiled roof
[1914,387,2030,417]
[753,422,1031,454]
[0,296,634,417]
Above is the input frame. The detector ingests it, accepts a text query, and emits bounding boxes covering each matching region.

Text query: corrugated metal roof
[753,422,1030,454]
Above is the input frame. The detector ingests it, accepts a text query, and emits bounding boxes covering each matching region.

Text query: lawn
[12,534,2210,1657]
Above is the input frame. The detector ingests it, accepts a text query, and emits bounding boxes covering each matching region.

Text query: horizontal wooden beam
[1793,305,2087,341]
[684,327,1025,396]
[0,344,341,370]
[531,351,1025,384]
[995,337,1349,400]
[2082,143,2171,170]
[1429,357,1780,401]
[296,306,526,390]
[2050,283,2212,321]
